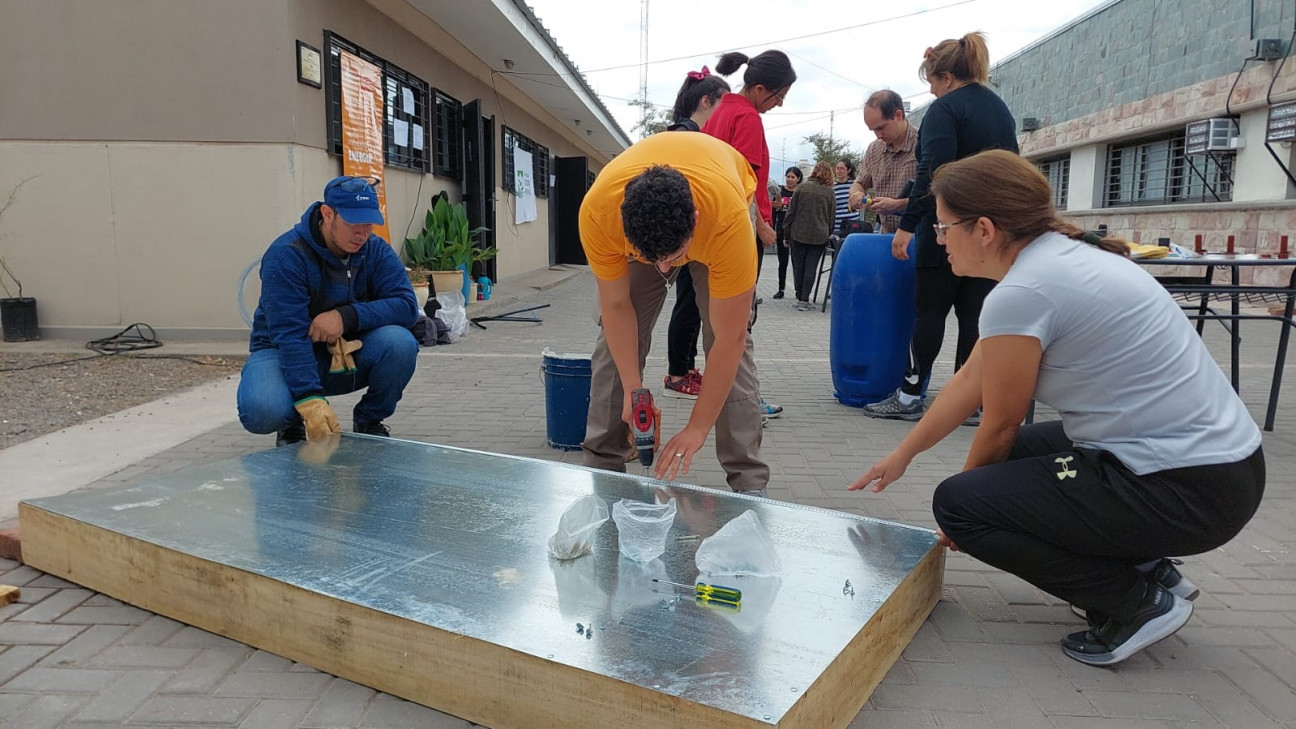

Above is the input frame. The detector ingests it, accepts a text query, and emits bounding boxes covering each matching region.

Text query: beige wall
[0,0,298,143]
[0,0,610,335]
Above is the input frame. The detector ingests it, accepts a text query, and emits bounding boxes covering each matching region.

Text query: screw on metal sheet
[654,684,662,689]
[576,623,584,635]
[790,687,799,693]
[764,716,772,721]
[546,654,554,659]
[843,579,855,597]
[674,534,700,542]
[586,629,592,640]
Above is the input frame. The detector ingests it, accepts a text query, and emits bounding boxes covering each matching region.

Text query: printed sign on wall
[340,51,392,243]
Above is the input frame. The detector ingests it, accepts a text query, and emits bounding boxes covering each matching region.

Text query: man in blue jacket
[237,176,419,445]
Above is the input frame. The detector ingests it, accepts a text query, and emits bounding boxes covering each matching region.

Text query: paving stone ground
[2,260,1294,728]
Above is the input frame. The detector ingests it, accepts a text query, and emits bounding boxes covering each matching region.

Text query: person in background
[580,132,770,496]
[771,166,803,300]
[850,149,1264,667]
[863,32,1018,423]
[237,176,419,445]
[832,157,857,235]
[663,67,731,400]
[781,161,835,310]
[848,89,919,234]
[705,49,797,421]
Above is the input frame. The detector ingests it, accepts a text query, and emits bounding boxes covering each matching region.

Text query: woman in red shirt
[705,49,796,419]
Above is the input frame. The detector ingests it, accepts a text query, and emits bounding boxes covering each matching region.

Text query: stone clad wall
[993,0,1293,130]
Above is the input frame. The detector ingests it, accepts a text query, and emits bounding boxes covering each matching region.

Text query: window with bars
[1104,132,1234,208]
[324,31,430,173]
[1037,155,1070,210]
[501,126,550,198]
[432,90,462,179]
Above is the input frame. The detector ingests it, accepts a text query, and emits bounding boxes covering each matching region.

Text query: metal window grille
[1037,155,1070,210]
[1105,133,1234,207]
[501,126,550,198]
[324,31,430,173]
[432,90,462,179]
[384,66,429,173]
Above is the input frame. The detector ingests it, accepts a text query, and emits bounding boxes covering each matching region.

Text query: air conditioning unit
[1185,119,1242,154]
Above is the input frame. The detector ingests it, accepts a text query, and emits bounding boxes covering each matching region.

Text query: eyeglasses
[933,217,977,242]
[325,176,381,194]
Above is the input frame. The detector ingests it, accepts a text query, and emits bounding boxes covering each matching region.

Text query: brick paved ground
[2,260,1294,728]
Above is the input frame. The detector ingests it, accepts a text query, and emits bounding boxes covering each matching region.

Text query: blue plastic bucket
[542,350,592,450]
[829,233,916,406]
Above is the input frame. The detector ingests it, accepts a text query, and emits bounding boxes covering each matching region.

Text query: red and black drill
[629,388,656,468]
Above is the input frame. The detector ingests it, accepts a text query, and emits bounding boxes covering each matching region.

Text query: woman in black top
[771,166,802,299]
[862,31,1019,422]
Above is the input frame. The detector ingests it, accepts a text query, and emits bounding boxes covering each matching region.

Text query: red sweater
[703,93,771,226]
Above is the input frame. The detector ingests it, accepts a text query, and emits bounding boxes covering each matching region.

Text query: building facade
[0,0,628,338]
[991,0,1296,284]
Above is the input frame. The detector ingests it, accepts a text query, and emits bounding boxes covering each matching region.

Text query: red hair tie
[686,65,711,81]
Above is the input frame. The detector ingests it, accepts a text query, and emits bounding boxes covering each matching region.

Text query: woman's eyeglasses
[933,217,976,242]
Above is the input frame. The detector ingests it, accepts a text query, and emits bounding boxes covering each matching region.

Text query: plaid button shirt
[855,123,918,233]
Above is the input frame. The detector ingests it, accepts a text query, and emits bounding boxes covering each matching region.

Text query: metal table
[1137,253,1296,430]
[20,435,942,728]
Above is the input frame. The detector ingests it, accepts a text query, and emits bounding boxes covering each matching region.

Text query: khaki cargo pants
[581,260,769,492]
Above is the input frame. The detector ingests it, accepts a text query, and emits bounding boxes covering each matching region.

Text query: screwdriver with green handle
[652,579,742,606]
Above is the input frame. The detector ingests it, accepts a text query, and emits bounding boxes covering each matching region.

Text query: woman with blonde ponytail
[863,32,1018,423]
[850,149,1265,668]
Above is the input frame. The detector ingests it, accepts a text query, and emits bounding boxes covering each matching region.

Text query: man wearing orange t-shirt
[580,132,769,495]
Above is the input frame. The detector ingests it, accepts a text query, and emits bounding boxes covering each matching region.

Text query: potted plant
[403,195,495,304]
[0,176,39,342]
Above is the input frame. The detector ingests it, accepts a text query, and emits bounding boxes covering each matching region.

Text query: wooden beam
[0,584,19,606]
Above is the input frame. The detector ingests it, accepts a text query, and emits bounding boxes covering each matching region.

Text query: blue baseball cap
[323,176,385,225]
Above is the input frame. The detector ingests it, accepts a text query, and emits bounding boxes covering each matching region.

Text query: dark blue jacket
[249,203,417,400]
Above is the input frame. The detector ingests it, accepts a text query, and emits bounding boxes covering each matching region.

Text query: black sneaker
[1061,582,1192,666]
[1071,559,1199,619]
[353,421,391,437]
[1151,558,1200,601]
[275,422,306,447]
[772,290,785,300]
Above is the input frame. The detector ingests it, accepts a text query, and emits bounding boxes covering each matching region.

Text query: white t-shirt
[980,232,1261,475]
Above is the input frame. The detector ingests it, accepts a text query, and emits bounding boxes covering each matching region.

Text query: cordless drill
[629,388,656,467]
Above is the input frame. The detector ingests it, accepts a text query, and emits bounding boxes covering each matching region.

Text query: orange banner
[339,51,391,243]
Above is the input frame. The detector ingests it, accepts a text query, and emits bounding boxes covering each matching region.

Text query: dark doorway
[462,99,497,282]
[554,156,591,265]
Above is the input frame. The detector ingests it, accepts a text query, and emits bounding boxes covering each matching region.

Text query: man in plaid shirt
[848,89,918,233]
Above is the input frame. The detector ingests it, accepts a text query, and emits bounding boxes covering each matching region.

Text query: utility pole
[639,0,649,130]
[829,110,835,143]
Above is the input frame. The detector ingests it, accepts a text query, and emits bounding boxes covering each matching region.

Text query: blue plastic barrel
[542,350,592,450]
[829,233,916,406]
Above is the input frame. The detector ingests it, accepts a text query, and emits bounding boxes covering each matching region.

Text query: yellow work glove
[328,337,363,374]
[294,396,342,440]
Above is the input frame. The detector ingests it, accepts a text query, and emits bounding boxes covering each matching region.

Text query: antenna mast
[639,0,649,130]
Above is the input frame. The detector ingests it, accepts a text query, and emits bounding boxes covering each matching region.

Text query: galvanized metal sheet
[27,435,937,724]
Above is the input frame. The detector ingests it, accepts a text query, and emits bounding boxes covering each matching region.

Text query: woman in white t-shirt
[849,149,1265,667]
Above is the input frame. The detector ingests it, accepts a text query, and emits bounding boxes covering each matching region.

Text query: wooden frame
[20,500,942,729]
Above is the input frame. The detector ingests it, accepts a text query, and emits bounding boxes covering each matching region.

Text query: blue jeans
[237,325,418,434]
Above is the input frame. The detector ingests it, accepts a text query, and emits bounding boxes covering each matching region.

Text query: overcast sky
[525,0,1113,179]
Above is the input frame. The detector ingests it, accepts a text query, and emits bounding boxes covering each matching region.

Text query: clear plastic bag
[547,494,609,560]
[611,498,677,562]
[696,510,783,577]
[434,290,468,342]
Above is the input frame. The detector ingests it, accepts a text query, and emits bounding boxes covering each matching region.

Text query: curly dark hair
[620,165,696,261]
